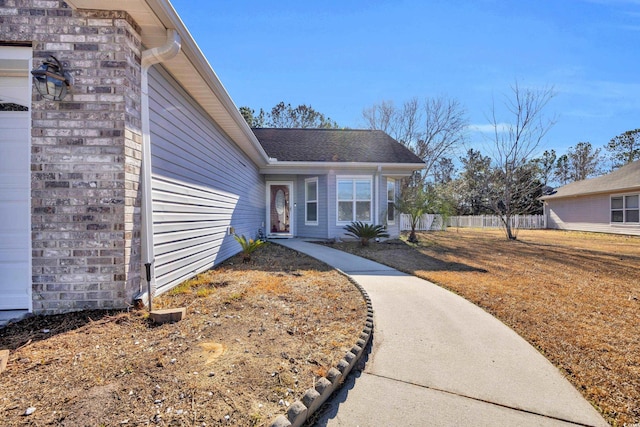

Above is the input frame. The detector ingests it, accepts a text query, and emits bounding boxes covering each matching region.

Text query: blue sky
[169,0,640,159]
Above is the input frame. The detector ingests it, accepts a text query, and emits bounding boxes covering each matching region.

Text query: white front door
[0,47,32,311]
[266,182,293,237]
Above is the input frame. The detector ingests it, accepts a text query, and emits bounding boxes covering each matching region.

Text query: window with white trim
[611,194,639,223]
[305,178,318,225]
[387,179,396,224]
[337,177,372,223]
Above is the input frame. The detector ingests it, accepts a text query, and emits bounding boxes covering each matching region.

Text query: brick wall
[0,1,143,313]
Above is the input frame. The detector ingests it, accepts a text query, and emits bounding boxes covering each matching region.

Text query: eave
[540,184,640,201]
[259,161,426,175]
[64,0,270,167]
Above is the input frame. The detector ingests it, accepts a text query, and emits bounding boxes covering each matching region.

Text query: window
[305,178,318,225]
[387,179,396,224]
[337,177,372,223]
[611,194,639,223]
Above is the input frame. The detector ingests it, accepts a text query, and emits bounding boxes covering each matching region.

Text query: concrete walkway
[276,239,608,427]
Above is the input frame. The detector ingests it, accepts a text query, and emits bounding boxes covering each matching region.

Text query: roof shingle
[252,128,425,164]
[541,160,640,200]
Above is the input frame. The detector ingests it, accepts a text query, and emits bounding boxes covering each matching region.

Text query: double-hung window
[611,194,639,223]
[337,177,372,223]
[305,178,318,225]
[387,179,396,224]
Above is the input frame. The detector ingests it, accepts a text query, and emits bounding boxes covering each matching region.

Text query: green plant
[233,234,265,262]
[343,221,390,246]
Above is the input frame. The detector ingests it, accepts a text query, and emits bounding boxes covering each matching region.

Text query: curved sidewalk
[276,239,608,427]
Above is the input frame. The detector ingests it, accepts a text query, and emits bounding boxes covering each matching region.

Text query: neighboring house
[540,160,640,236]
[0,1,424,317]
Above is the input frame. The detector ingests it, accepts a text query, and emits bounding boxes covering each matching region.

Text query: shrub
[233,234,265,262]
[343,221,390,246]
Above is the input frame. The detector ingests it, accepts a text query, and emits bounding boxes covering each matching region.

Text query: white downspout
[139,29,181,310]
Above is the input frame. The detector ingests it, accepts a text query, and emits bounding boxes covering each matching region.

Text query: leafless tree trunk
[487,83,555,240]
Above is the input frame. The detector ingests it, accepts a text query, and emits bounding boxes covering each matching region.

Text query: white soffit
[64,0,269,167]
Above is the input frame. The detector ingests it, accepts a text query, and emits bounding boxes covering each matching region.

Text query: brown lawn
[0,244,367,426]
[329,228,640,426]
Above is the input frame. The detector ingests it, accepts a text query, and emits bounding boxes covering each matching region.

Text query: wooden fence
[399,214,545,231]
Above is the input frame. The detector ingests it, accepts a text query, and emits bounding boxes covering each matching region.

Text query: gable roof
[252,128,425,165]
[540,160,640,200]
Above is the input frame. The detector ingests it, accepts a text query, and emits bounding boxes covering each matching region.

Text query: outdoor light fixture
[30,56,73,101]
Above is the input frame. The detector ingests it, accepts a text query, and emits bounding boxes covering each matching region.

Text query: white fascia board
[259,162,426,175]
[539,185,640,201]
[64,0,270,168]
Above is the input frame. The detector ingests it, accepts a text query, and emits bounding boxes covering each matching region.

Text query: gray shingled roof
[540,160,640,200]
[252,128,425,164]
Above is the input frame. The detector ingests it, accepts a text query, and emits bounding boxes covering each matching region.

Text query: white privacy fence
[447,215,545,229]
[399,214,545,231]
[399,214,446,231]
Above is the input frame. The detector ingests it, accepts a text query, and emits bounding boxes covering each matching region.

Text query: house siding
[294,175,327,239]
[545,193,640,236]
[148,66,264,294]
[382,176,401,238]
[1,1,144,314]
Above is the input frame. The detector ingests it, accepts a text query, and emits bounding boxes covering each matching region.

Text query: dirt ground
[329,228,639,426]
[0,243,367,427]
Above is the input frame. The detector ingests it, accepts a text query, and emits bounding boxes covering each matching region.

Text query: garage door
[0,47,32,311]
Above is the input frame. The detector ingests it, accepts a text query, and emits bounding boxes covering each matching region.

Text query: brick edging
[268,271,374,427]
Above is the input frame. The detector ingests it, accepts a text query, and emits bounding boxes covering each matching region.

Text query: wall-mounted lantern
[30,56,73,101]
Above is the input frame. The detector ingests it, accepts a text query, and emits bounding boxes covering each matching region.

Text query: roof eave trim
[65,0,271,167]
[540,185,640,201]
[265,161,425,168]
[260,161,425,174]
[141,0,270,166]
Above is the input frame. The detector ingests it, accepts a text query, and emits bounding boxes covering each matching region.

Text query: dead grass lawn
[0,244,367,426]
[329,229,639,426]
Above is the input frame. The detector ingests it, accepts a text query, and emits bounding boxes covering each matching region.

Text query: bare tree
[362,99,396,135]
[363,96,467,184]
[486,83,556,240]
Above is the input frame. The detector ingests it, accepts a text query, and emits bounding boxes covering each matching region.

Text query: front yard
[1,229,637,425]
[0,244,367,426]
[329,228,639,426]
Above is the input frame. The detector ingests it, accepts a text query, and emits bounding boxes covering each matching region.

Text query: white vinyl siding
[148,66,264,294]
[337,177,372,224]
[305,177,318,225]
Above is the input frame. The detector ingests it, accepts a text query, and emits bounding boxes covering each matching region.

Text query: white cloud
[467,123,511,134]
